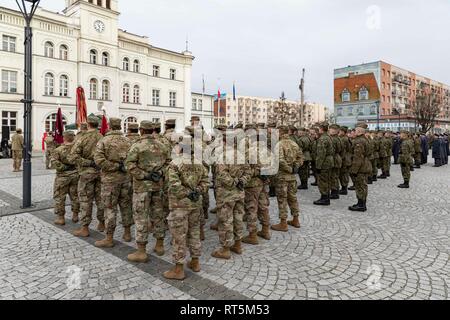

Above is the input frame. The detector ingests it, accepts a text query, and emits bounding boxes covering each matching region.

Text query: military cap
[153,122,161,129]
[185,126,195,136]
[108,117,121,128]
[215,124,228,131]
[234,122,244,129]
[80,123,88,130]
[339,126,348,133]
[63,131,75,138]
[318,122,329,129]
[289,125,298,132]
[277,125,289,132]
[329,124,340,130]
[356,123,368,129]
[165,119,176,126]
[191,116,200,122]
[128,123,139,130]
[87,115,99,125]
[245,123,257,131]
[140,120,153,130]
[257,123,266,129]
[267,121,277,128]
[299,127,307,132]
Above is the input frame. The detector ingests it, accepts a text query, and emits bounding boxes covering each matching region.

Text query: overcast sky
[2,0,449,108]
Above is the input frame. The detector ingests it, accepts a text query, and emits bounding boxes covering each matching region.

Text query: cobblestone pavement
[0,157,449,300]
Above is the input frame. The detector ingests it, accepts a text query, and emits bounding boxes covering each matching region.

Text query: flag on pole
[233,82,236,101]
[54,107,64,144]
[76,86,87,128]
[217,88,221,100]
[100,114,109,136]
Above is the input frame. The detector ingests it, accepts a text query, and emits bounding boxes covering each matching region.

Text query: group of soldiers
[9,114,444,281]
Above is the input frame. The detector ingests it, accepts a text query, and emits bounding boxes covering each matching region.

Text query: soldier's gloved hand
[187,191,200,202]
[118,161,127,173]
[236,180,245,191]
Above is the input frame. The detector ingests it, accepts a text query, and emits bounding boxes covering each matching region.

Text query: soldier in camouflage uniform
[369,131,380,183]
[313,123,334,206]
[51,131,80,225]
[329,125,343,200]
[93,118,133,248]
[126,123,141,144]
[338,126,352,195]
[126,121,171,263]
[297,128,312,190]
[377,131,388,179]
[211,130,252,260]
[267,121,278,197]
[45,131,57,170]
[349,123,372,212]
[74,123,88,144]
[11,128,24,172]
[413,133,422,169]
[309,127,319,186]
[398,131,414,189]
[163,137,209,280]
[69,116,105,237]
[272,125,304,232]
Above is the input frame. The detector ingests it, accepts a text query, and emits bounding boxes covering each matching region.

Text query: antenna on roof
[185,35,189,52]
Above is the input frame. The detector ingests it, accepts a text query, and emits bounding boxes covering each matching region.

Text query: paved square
[0,156,449,300]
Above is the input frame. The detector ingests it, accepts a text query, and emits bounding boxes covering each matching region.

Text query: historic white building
[0,0,210,150]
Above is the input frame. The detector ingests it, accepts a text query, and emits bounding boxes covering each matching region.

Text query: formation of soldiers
[13,114,440,281]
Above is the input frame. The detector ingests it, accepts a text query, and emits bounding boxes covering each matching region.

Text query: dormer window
[342,89,350,102]
[359,87,369,101]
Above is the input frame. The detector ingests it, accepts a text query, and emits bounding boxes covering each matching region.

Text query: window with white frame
[192,98,197,110]
[152,89,160,106]
[122,84,130,102]
[90,78,98,100]
[359,87,369,101]
[170,68,176,80]
[1,70,17,93]
[44,72,54,96]
[198,99,203,111]
[59,45,68,60]
[153,65,160,77]
[44,41,54,58]
[90,49,97,64]
[2,35,16,52]
[133,85,140,104]
[2,111,17,132]
[123,57,129,71]
[169,91,177,107]
[59,75,69,97]
[102,80,110,100]
[133,59,140,73]
[342,89,350,102]
[124,116,137,133]
[45,113,67,132]
[102,52,109,66]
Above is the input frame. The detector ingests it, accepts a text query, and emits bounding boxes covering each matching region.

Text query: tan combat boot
[163,264,186,281]
[54,216,66,226]
[123,226,132,242]
[257,225,271,240]
[288,216,301,229]
[271,219,289,232]
[73,226,89,237]
[188,258,201,273]
[242,232,259,245]
[200,226,205,241]
[211,247,231,260]
[127,243,149,263]
[230,240,243,255]
[97,221,105,232]
[95,233,114,248]
[72,212,79,223]
[154,239,165,256]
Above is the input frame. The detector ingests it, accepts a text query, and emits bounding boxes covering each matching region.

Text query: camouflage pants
[45,150,52,169]
[310,161,317,182]
[414,153,421,166]
[298,161,310,185]
[330,168,341,191]
[168,208,202,264]
[133,191,165,244]
[244,185,270,234]
[401,163,411,182]
[275,180,299,220]
[379,157,388,174]
[78,173,104,227]
[353,173,368,201]
[217,199,244,248]
[317,169,331,195]
[372,159,378,177]
[102,181,133,235]
[339,166,350,188]
[12,150,22,171]
[53,174,79,217]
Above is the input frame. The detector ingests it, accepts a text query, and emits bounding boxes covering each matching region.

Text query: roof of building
[334,72,381,104]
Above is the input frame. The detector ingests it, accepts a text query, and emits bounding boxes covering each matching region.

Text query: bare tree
[412,88,442,133]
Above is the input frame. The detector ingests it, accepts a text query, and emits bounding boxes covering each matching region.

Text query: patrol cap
[329,124,340,130]
[234,122,244,129]
[80,123,88,130]
[108,117,121,128]
[318,122,329,130]
[257,123,266,129]
[63,131,75,138]
[191,116,200,122]
[299,127,307,132]
[165,119,176,126]
[356,123,368,129]
[245,123,257,131]
[267,121,277,128]
[140,120,153,130]
[128,123,139,130]
[277,125,289,132]
[215,124,227,132]
[339,126,348,133]
[87,115,99,125]
[153,122,161,130]
[289,125,298,132]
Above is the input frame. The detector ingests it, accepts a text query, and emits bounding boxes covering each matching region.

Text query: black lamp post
[376,100,381,131]
[16,0,40,209]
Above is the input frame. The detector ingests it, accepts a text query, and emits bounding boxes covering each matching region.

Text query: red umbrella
[76,86,87,128]
[100,114,109,136]
[54,107,64,144]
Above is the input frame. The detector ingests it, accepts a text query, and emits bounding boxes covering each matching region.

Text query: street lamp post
[376,100,381,131]
[16,0,40,209]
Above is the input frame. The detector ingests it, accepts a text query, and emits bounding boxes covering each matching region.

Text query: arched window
[133,85,140,104]
[59,45,68,60]
[123,84,130,102]
[133,59,140,73]
[44,41,54,58]
[102,80,110,100]
[44,72,54,95]
[359,87,369,101]
[45,113,67,132]
[90,49,98,64]
[90,78,98,100]
[124,116,138,133]
[342,89,350,102]
[123,57,130,71]
[102,52,109,66]
[59,75,69,97]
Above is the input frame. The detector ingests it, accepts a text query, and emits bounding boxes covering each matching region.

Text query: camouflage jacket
[167,155,209,210]
[315,133,334,170]
[126,133,141,145]
[125,135,171,193]
[246,141,273,188]
[276,135,304,182]
[399,139,414,165]
[45,136,57,152]
[11,134,24,151]
[386,137,393,157]
[331,135,343,169]
[413,137,422,153]
[340,136,352,167]
[94,130,131,184]
[371,137,380,160]
[310,138,318,161]
[68,129,103,175]
[51,143,78,177]
[350,135,372,175]
[379,137,388,158]
[298,135,312,161]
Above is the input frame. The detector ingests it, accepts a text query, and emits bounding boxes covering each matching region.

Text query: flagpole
[201,74,205,128]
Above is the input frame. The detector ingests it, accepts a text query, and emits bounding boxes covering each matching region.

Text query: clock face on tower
[94,20,105,33]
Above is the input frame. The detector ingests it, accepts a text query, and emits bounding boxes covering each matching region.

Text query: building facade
[0,0,198,149]
[334,61,450,131]
[191,92,214,131]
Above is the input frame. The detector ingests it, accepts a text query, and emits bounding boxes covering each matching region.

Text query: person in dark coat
[432,134,441,167]
[392,133,401,165]
[443,134,449,165]
[420,133,429,164]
